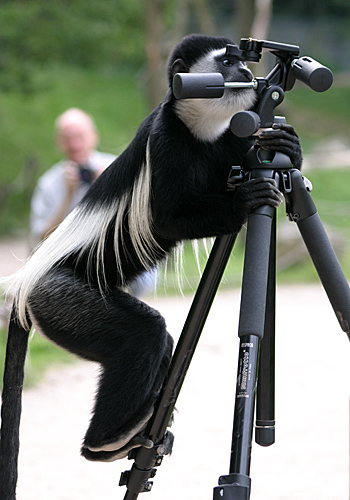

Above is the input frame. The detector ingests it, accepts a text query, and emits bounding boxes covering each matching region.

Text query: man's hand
[63,161,81,194]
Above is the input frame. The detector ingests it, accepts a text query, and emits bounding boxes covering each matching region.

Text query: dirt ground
[1,238,349,500]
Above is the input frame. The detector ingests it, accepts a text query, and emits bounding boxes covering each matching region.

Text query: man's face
[58,121,98,164]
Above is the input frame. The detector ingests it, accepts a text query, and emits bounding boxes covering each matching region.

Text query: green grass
[0,327,75,389]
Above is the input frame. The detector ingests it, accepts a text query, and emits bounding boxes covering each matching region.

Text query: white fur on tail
[4,141,159,329]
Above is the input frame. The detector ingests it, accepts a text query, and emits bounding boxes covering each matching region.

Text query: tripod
[119,139,350,500]
[119,39,349,500]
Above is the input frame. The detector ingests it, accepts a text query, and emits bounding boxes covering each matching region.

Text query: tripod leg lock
[226,166,246,191]
[119,463,156,493]
[213,473,251,500]
[119,431,174,495]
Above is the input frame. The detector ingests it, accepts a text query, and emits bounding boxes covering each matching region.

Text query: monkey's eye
[221,58,234,67]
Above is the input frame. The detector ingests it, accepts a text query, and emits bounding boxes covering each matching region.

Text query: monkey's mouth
[224,86,257,111]
[226,67,255,89]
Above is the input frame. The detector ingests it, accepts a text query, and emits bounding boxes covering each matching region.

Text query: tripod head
[226,38,333,92]
[173,37,333,137]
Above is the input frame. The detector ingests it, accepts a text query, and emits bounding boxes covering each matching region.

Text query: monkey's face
[173,47,256,142]
[190,47,256,110]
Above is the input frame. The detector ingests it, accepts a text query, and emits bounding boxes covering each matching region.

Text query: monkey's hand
[233,177,283,221]
[255,123,303,170]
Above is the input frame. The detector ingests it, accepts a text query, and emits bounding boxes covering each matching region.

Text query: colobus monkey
[0,34,302,497]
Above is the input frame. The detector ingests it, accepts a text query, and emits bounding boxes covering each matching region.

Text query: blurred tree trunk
[235,0,273,40]
[250,0,273,74]
[145,0,166,110]
[235,0,255,40]
[174,0,215,40]
[250,0,273,40]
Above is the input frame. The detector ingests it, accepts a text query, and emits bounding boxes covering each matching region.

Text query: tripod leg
[121,233,238,499]
[256,213,276,447]
[214,206,274,500]
[286,169,350,340]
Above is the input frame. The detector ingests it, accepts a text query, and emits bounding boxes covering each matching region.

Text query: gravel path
[1,239,349,500]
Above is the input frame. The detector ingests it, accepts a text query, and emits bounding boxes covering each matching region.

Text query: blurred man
[30,108,115,246]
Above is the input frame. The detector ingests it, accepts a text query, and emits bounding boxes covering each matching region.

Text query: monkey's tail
[0,305,31,499]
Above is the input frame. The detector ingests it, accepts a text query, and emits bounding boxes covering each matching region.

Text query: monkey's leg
[28,267,173,461]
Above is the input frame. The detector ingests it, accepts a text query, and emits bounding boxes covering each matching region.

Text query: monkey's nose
[240,67,254,82]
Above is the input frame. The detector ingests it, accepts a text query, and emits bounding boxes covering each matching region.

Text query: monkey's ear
[171,58,188,75]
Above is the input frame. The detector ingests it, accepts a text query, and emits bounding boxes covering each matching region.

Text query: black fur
[0,34,302,496]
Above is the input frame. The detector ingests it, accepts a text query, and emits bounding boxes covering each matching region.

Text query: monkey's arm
[152,177,282,242]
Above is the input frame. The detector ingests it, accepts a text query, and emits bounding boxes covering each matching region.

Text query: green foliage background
[0,0,146,92]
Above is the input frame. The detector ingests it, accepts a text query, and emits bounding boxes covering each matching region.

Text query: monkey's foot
[81,408,154,462]
[81,434,154,462]
[82,430,174,463]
